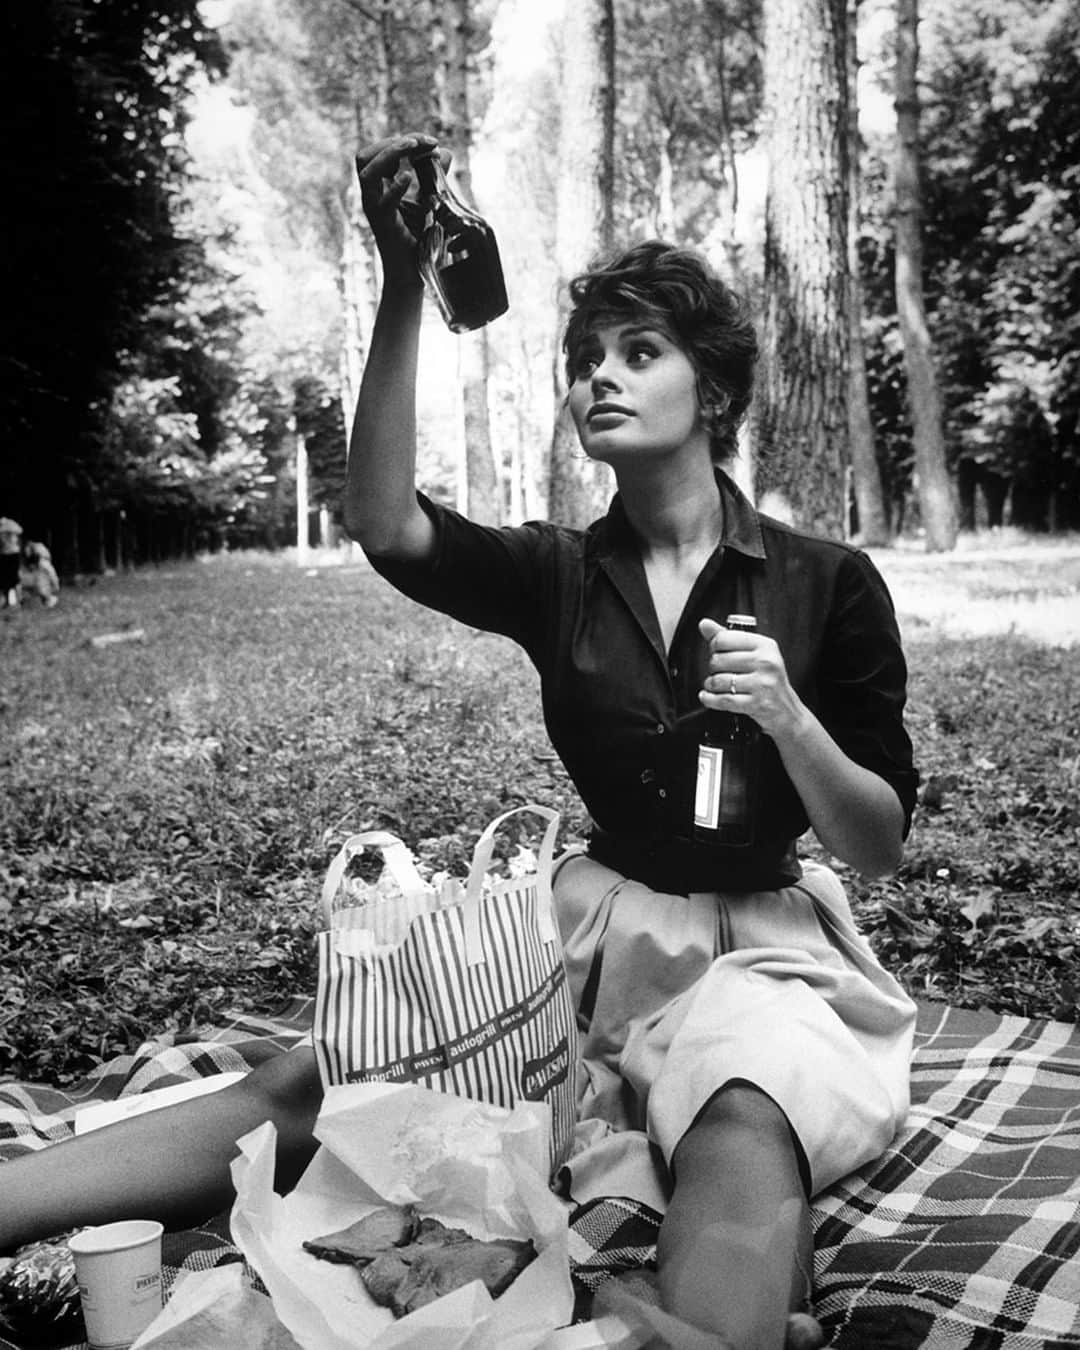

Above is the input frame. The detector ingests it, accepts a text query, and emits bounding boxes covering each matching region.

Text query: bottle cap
[725,614,756,630]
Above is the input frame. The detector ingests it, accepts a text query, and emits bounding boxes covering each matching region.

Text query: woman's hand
[698,617,808,741]
[354,133,444,285]
[698,617,905,876]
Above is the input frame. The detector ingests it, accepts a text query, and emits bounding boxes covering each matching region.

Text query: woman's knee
[692,1079,790,1141]
[245,1048,322,1136]
[673,1079,805,1183]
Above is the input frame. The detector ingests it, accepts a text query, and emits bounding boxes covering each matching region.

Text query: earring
[701,394,730,425]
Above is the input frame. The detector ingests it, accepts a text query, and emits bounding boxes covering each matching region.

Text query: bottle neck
[412,151,446,203]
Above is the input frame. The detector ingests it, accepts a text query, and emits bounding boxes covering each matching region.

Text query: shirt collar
[594,467,767,561]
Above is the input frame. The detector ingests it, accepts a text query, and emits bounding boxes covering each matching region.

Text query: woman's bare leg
[655,1082,819,1350]
[0,1046,323,1253]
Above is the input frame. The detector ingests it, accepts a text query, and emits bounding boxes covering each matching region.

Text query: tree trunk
[340,178,377,421]
[894,0,957,552]
[296,431,310,565]
[655,127,675,239]
[547,0,616,529]
[440,0,500,524]
[847,0,890,545]
[340,6,388,438]
[756,0,851,538]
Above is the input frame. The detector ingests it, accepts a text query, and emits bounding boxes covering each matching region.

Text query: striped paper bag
[312,805,577,1177]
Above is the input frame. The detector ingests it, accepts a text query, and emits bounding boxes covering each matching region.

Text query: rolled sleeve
[365,493,556,655]
[820,551,919,834]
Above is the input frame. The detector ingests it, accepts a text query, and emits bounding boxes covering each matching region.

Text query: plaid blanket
[2,999,1078,1349]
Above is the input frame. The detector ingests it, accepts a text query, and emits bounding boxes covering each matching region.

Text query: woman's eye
[628,344,658,365]
[574,354,599,379]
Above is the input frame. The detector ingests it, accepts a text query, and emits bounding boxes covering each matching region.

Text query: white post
[296,432,310,566]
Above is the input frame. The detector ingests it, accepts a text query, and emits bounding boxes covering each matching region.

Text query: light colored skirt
[553,849,916,1209]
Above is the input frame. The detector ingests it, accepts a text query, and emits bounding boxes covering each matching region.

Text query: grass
[1,537,1078,1085]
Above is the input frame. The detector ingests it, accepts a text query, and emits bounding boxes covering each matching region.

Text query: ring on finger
[729,677,737,696]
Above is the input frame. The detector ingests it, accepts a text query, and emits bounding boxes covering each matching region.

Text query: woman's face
[567,319,710,467]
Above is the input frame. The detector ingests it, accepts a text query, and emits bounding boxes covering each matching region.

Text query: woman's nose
[590,361,619,393]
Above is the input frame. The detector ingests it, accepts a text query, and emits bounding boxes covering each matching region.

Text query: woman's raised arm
[344,134,438,561]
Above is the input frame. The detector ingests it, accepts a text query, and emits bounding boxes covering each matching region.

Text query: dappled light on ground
[868,535,1080,646]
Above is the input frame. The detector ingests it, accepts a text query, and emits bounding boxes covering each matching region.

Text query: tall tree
[547,0,616,528]
[437,0,500,525]
[616,0,760,252]
[893,0,957,550]
[331,0,423,418]
[917,0,1080,533]
[755,0,851,536]
[847,0,890,543]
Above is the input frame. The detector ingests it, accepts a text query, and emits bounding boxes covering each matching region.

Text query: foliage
[1,551,1077,1086]
[0,0,228,569]
[4,0,1080,573]
[295,376,348,517]
[615,0,761,246]
[858,0,1080,532]
[841,635,1080,1020]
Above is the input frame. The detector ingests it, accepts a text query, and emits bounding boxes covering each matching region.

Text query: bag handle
[463,805,561,960]
[319,831,428,929]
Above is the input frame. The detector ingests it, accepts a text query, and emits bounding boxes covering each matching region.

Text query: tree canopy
[0,2,237,567]
[2,0,1078,569]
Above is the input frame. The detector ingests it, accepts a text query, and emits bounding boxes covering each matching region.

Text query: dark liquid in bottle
[692,613,761,848]
[692,713,760,847]
[429,217,508,333]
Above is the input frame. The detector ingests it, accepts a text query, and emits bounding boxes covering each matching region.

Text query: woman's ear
[697,386,731,425]
[701,399,730,427]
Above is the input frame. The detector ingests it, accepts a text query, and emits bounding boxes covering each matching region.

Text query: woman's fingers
[354,133,443,276]
[355,133,438,184]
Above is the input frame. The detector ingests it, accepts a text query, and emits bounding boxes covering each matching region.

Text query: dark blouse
[367,472,918,895]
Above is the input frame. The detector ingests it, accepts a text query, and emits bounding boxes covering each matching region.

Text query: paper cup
[68,1220,164,1350]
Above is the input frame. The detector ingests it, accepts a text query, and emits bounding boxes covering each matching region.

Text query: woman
[0,135,916,1350]
[344,135,918,1348]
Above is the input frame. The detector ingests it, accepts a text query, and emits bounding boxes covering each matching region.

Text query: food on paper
[303,1204,537,1318]
[301,1204,421,1264]
[371,1233,536,1317]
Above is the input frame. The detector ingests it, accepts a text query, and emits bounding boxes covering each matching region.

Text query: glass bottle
[409,149,508,333]
[692,614,761,848]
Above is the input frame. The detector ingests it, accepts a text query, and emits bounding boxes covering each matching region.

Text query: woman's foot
[785,1311,826,1349]
[600,1268,827,1347]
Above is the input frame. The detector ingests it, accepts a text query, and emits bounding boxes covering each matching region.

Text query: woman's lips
[588,403,633,424]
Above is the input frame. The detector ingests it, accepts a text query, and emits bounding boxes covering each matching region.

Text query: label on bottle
[694,744,724,831]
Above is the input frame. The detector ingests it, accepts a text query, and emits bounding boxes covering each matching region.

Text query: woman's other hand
[354,133,442,284]
[697,617,808,742]
[699,618,905,876]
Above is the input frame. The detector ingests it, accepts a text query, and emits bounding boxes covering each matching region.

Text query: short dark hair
[562,240,758,463]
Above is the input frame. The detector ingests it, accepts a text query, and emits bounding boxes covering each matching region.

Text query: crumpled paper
[226,1082,575,1350]
[131,1264,302,1350]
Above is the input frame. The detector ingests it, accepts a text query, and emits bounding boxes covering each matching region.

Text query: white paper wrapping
[226,1083,575,1350]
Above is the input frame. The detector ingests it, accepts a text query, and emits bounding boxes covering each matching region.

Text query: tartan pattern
[0,1001,311,1157]
[813,1004,1080,1349]
[565,1196,660,1294]
[3,1000,1079,1348]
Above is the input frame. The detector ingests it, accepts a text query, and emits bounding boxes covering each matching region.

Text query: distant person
[0,517,23,607]
[20,541,60,608]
